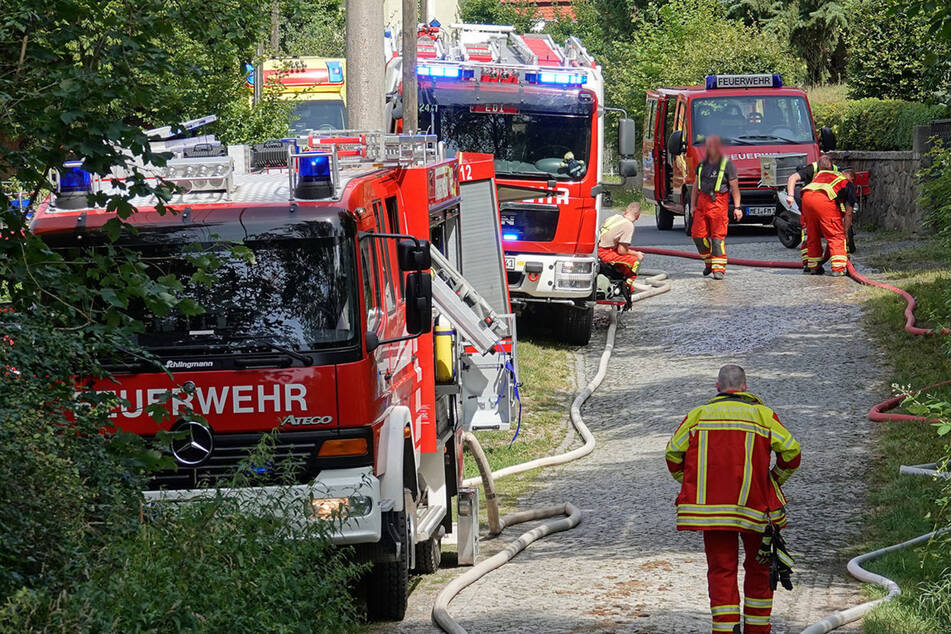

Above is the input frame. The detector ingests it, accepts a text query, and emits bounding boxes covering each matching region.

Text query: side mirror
[819,126,836,152]
[667,130,685,166]
[397,239,431,271]
[618,159,638,178]
[404,271,432,335]
[618,118,637,156]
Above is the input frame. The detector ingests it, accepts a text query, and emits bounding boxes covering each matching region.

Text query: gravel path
[381,231,885,634]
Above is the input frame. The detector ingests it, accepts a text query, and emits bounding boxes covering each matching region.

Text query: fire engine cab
[32,129,519,620]
[385,23,638,345]
[642,73,835,235]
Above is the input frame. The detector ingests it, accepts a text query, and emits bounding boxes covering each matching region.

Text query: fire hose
[432,270,671,633]
[633,245,951,633]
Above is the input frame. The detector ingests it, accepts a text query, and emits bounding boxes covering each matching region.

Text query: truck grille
[147,430,367,490]
[499,203,559,242]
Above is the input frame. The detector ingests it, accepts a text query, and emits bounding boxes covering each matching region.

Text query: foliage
[843,0,951,102]
[458,0,540,33]
[278,0,346,57]
[919,143,951,246]
[723,0,848,84]
[811,99,947,150]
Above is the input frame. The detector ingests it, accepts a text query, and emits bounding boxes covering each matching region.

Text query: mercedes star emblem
[170,420,214,466]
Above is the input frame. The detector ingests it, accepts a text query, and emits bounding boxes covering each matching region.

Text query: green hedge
[812,99,948,151]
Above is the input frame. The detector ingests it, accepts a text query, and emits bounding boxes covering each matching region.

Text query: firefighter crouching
[790,156,856,276]
[598,202,644,292]
[666,365,802,634]
[785,154,838,270]
[691,136,742,280]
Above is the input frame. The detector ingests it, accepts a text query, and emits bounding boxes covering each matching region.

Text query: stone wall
[827,150,923,233]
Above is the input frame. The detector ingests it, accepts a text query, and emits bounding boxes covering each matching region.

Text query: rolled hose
[634,244,951,633]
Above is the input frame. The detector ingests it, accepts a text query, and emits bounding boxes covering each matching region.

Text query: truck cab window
[361,241,383,329]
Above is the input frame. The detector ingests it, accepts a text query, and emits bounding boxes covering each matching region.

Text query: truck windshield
[690,96,816,146]
[420,106,592,180]
[289,100,347,133]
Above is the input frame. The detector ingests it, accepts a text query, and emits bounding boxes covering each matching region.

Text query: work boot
[703,265,713,276]
[733,626,741,634]
[712,271,724,280]
[810,266,825,276]
[801,265,811,275]
[830,270,846,277]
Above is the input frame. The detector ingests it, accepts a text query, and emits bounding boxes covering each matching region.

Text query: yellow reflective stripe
[697,421,770,438]
[697,430,709,504]
[715,157,728,192]
[711,605,740,615]
[744,615,771,625]
[744,597,773,608]
[713,622,740,631]
[738,432,755,505]
[776,548,795,566]
[679,516,765,531]
[679,504,768,522]
[599,215,626,237]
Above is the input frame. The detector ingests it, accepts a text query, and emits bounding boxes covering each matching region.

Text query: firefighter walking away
[690,136,742,280]
[666,365,802,633]
[598,202,644,294]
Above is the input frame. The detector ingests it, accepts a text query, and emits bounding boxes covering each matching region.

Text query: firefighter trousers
[691,193,729,273]
[598,247,640,289]
[801,192,848,273]
[704,530,773,634]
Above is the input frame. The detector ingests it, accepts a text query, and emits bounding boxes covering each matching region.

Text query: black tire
[682,198,693,235]
[366,503,410,620]
[774,217,801,249]
[561,304,593,346]
[655,203,674,231]
[414,534,442,574]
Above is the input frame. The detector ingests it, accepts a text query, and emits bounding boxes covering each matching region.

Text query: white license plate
[746,206,775,217]
[504,257,516,271]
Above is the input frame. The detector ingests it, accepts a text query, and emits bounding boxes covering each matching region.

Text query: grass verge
[463,338,575,518]
[857,238,951,633]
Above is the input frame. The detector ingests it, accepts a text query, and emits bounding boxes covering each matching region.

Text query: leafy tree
[278,0,346,57]
[843,0,951,102]
[459,0,540,33]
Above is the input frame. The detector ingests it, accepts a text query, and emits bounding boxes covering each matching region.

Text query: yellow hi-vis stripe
[697,430,709,504]
[744,597,773,608]
[738,432,755,506]
[744,614,772,625]
[713,623,740,632]
[599,215,626,237]
[712,605,740,615]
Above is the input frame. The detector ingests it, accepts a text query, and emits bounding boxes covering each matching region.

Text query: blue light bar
[705,74,783,89]
[326,60,343,83]
[502,232,520,241]
[59,161,92,193]
[526,72,587,86]
[298,153,331,182]
[417,64,465,79]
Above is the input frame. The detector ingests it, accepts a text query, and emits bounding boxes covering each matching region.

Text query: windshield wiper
[498,170,559,179]
[722,137,755,145]
[252,340,310,365]
[736,134,801,144]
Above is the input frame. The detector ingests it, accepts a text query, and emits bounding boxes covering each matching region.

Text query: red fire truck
[32,131,518,620]
[386,23,637,345]
[642,73,835,244]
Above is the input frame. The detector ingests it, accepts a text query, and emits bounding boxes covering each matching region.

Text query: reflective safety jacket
[665,392,802,533]
[802,170,848,201]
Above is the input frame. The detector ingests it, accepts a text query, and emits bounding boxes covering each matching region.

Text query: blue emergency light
[502,232,520,241]
[705,74,783,89]
[59,161,92,193]
[298,153,331,182]
[526,71,587,86]
[326,60,343,83]
[417,64,464,79]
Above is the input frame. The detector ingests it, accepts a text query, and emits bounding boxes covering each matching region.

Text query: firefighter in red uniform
[691,136,742,280]
[798,159,855,276]
[598,202,643,291]
[666,365,802,634]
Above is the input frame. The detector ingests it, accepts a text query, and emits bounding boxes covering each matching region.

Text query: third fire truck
[386,23,638,345]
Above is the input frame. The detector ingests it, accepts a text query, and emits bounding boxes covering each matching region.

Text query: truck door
[670,97,688,205]
[642,96,660,202]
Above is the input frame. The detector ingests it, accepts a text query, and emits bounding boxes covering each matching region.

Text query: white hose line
[800,527,951,634]
[899,463,951,478]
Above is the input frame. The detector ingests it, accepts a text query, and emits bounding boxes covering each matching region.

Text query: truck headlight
[308,495,374,520]
[558,261,593,274]
[554,260,594,290]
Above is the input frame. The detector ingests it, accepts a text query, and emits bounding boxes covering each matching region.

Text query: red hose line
[637,246,951,422]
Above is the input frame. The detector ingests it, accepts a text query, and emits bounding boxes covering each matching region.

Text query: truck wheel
[366,495,411,621]
[682,199,693,235]
[414,533,442,574]
[774,217,801,249]
[561,304,593,346]
[655,203,674,231]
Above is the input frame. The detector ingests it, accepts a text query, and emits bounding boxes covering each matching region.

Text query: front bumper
[505,253,597,302]
[143,466,382,545]
[736,188,779,224]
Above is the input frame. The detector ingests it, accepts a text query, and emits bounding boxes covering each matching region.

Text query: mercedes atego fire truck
[32,129,519,620]
[385,23,638,345]
[642,73,836,246]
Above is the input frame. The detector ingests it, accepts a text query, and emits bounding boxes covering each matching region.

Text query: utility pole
[346,0,385,130]
[270,0,280,54]
[401,0,418,132]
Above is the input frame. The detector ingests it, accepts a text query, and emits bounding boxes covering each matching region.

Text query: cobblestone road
[384,225,883,633]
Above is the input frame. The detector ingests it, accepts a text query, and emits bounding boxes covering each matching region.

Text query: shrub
[920,142,951,244]
[811,99,948,150]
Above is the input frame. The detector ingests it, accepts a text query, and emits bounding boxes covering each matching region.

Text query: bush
[920,143,951,244]
[844,0,951,102]
[811,99,948,150]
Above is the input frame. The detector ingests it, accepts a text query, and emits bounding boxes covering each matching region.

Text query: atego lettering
[101,383,309,419]
[280,414,334,427]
